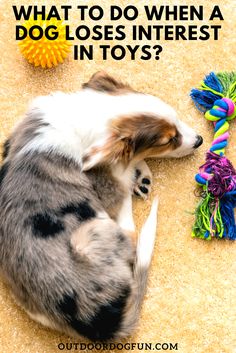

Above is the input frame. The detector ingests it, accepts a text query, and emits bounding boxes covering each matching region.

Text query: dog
[0,71,203,340]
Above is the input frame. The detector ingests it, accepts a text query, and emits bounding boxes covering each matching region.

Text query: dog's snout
[193,135,203,149]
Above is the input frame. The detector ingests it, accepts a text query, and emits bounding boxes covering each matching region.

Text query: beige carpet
[0,0,235,352]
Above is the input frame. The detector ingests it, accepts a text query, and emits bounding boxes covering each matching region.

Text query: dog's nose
[193,135,203,148]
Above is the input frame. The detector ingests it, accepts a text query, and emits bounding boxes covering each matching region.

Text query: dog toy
[190,72,236,240]
[18,17,71,68]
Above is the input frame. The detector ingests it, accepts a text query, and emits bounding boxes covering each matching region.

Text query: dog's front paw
[133,161,152,200]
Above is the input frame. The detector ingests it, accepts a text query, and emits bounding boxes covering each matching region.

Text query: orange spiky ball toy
[18,17,71,68]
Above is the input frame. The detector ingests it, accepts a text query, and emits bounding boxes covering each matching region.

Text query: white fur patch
[168,120,199,157]
[18,90,180,162]
[112,162,135,190]
[117,195,135,232]
[26,311,54,329]
[137,196,159,267]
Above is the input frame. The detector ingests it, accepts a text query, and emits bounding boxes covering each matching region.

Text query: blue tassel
[190,89,222,112]
[190,72,223,112]
[203,72,223,93]
[220,191,236,240]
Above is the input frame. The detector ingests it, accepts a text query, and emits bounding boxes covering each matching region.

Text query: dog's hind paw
[133,161,152,200]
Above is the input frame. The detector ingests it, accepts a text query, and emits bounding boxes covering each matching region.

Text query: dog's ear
[82,133,134,171]
[82,71,132,93]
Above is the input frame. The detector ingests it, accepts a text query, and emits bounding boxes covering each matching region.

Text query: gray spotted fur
[0,114,143,340]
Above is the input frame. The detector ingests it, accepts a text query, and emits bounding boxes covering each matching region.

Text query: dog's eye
[171,136,178,143]
[154,135,178,147]
[162,136,177,145]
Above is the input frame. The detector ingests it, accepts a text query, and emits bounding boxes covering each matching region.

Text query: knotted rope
[190,72,236,240]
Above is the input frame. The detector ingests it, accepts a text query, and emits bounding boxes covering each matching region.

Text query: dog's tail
[119,197,158,337]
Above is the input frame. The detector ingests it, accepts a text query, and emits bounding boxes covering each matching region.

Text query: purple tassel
[200,152,236,198]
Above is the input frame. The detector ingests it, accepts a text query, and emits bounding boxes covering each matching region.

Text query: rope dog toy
[190,72,236,240]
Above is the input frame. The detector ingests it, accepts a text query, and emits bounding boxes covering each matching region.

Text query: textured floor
[0,0,236,352]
